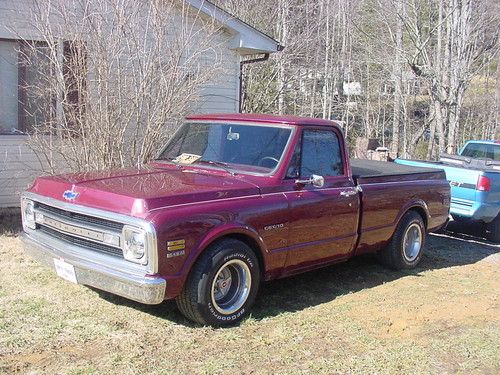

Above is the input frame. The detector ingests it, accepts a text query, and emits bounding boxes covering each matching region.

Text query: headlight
[122,225,147,264]
[21,199,36,230]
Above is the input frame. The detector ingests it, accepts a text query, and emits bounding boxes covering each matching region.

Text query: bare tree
[396,0,499,154]
[390,0,404,154]
[17,0,227,173]
[213,0,498,158]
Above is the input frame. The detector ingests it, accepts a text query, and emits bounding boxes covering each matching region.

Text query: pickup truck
[21,114,450,326]
[396,140,500,242]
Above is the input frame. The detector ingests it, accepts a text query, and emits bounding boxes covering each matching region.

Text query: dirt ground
[0,219,498,375]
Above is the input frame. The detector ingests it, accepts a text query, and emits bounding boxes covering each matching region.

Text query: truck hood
[28,166,260,217]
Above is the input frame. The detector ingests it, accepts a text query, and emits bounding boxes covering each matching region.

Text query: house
[0,0,282,209]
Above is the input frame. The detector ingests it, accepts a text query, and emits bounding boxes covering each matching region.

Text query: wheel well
[224,233,265,275]
[407,206,428,229]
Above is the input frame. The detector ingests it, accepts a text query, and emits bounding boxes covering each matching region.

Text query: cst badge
[167,239,186,258]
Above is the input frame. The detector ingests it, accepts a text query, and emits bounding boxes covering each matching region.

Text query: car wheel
[378,211,426,270]
[176,239,260,326]
[485,215,500,243]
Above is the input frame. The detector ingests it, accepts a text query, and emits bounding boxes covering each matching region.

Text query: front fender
[179,223,268,283]
[193,223,267,259]
[152,214,268,299]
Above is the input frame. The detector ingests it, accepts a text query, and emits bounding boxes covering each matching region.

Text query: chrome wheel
[403,223,423,262]
[211,259,251,315]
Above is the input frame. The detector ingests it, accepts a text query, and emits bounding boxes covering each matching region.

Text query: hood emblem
[63,190,79,201]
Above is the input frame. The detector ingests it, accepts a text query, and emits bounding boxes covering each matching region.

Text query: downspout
[239,54,269,113]
[238,44,284,112]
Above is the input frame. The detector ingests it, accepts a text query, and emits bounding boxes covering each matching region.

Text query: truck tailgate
[395,158,499,221]
[440,165,480,216]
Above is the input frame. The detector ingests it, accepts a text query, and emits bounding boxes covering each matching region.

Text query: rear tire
[486,215,500,243]
[176,239,260,326]
[378,211,426,270]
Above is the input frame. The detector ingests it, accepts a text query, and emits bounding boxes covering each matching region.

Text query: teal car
[396,140,500,242]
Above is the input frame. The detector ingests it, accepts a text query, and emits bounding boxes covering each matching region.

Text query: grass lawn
[0,219,499,374]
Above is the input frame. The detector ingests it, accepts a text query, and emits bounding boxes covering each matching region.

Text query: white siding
[0,0,242,208]
[0,136,42,207]
[0,0,47,40]
[0,2,64,208]
[196,50,240,113]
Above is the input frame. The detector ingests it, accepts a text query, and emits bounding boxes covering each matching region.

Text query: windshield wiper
[154,156,174,162]
[195,159,236,176]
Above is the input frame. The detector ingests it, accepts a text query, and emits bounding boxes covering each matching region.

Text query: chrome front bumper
[21,232,166,304]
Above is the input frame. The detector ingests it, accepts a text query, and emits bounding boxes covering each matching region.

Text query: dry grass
[0,213,22,237]
[0,223,499,375]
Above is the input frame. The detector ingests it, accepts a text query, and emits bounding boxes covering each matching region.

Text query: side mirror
[295,174,324,188]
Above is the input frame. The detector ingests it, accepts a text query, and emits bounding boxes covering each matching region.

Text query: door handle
[340,189,357,197]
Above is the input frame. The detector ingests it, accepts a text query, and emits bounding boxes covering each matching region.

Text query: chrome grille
[36,202,124,231]
[39,226,123,257]
[33,201,124,259]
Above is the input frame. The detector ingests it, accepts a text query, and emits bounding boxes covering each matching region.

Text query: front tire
[176,239,260,326]
[378,211,426,270]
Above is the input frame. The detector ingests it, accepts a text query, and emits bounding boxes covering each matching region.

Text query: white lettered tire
[176,239,260,326]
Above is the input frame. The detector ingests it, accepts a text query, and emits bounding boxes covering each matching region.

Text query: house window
[0,40,19,133]
[0,39,55,134]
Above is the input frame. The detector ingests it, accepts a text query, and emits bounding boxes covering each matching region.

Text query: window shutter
[63,40,87,135]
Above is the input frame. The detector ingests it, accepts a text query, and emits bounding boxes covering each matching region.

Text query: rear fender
[394,199,430,231]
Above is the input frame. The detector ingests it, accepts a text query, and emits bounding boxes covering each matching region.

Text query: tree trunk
[426,103,436,159]
[277,0,288,115]
[390,0,404,155]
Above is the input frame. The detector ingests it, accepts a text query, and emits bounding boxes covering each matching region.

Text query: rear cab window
[461,142,500,161]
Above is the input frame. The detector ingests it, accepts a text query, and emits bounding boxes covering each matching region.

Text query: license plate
[53,258,78,284]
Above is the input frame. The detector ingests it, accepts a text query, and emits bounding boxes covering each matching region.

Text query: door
[283,127,360,272]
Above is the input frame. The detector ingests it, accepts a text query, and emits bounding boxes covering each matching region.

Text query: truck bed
[396,157,500,223]
[351,159,442,181]
[349,158,450,252]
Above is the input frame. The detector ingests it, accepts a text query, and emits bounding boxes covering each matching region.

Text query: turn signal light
[476,175,491,191]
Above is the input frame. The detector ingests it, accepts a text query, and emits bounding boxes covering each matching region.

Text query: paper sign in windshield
[174,153,201,164]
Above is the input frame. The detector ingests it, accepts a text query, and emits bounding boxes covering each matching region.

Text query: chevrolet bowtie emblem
[63,190,79,201]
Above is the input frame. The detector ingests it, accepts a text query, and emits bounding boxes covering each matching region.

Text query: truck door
[282,127,360,272]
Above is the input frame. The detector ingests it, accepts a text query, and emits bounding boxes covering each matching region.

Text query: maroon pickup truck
[21,114,450,326]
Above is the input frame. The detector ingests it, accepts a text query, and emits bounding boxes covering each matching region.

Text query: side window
[300,129,344,177]
[286,140,301,178]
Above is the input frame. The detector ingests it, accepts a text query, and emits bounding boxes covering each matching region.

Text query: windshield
[157,122,293,174]
[461,142,500,161]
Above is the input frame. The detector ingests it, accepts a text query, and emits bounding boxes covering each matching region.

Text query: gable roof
[186,0,283,55]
